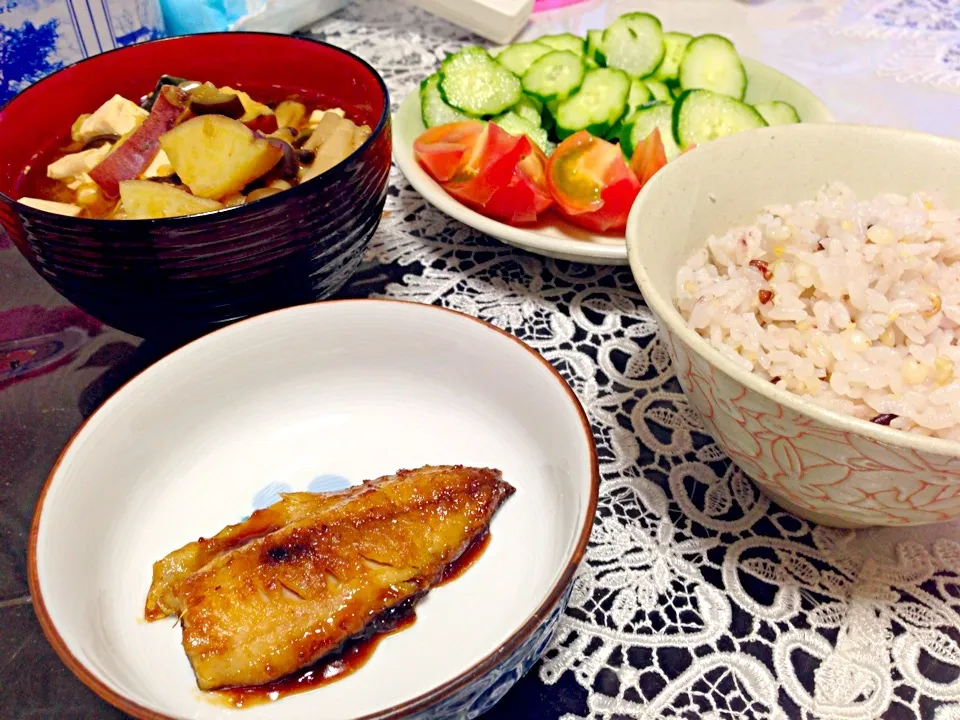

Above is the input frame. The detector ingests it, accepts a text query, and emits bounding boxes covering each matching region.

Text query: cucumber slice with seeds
[646,78,672,103]
[522,50,585,102]
[654,32,692,82]
[512,95,543,127]
[493,111,555,154]
[754,100,801,125]
[537,33,585,55]
[554,67,630,140]
[678,34,747,99]
[420,73,470,127]
[497,42,554,78]
[586,29,605,65]
[673,88,766,149]
[620,101,680,160]
[601,13,665,78]
[439,46,522,116]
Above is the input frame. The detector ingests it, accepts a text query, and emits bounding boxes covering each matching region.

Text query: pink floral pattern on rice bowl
[665,329,960,528]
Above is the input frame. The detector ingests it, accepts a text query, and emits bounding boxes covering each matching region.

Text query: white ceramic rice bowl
[627,124,960,528]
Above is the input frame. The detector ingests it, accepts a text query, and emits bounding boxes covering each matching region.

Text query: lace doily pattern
[825,0,960,88]
[309,2,960,718]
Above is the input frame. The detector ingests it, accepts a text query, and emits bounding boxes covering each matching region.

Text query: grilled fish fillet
[145,465,514,690]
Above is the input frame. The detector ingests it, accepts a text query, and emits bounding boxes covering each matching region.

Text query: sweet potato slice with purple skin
[89,86,187,198]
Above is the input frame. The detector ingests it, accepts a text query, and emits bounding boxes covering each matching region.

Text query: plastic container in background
[0,0,166,106]
[159,0,347,37]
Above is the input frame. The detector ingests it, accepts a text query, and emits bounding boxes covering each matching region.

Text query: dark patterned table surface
[4,1,960,719]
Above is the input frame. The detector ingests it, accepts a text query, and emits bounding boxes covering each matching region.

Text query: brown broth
[215,609,417,709]
[438,531,490,587]
[212,532,492,709]
[15,82,361,216]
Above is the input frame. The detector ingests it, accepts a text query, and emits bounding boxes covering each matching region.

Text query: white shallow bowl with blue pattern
[29,300,599,719]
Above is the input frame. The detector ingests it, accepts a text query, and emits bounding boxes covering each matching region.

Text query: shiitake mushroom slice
[82,134,121,150]
[188,84,246,119]
[140,75,192,111]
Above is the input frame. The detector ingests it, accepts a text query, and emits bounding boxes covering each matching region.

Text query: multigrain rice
[676,183,960,440]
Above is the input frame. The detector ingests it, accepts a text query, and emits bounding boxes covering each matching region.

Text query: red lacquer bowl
[0,33,391,339]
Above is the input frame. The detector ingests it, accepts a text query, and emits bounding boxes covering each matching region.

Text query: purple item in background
[533,0,589,11]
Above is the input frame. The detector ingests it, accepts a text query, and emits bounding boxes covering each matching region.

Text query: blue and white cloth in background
[0,0,347,107]
[0,0,166,105]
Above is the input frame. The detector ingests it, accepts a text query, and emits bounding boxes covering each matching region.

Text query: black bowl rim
[0,32,391,227]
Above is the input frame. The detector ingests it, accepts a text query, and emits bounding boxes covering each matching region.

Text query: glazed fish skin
[144,489,353,619]
[146,465,514,691]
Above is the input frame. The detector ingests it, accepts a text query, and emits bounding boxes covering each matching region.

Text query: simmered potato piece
[159,115,283,199]
[119,180,223,219]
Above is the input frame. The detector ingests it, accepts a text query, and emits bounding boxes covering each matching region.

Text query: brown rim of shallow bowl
[0,32,390,226]
[27,298,600,720]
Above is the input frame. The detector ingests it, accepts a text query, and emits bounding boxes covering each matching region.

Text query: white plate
[393,57,836,265]
[29,300,598,719]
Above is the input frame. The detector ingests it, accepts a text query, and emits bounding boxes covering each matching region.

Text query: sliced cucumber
[608,77,653,140]
[522,50,585,102]
[542,98,560,136]
[645,77,672,103]
[627,78,653,113]
[673,88,766,149]
[678,34,747,100]
[537,33,585,55]
[439,46,522,116]
[493,111,555,154]
[511,95,543,127]
[670,83,684,100]
[497,42,554,78]
[754,100,801,125]
[654,32,693,82]
[621,101,680,160]
[420,73,470,127]
[586,29,605,65]
[554,67,630,140]
[601,12,665,78]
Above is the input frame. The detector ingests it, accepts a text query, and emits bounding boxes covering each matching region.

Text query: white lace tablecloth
[310,2,960,718]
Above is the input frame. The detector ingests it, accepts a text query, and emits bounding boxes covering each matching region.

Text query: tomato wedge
[414,121,529,207]
[481,143,553,224]
[415,121,552,223]
[545,130,641,232]
[413,120,486,183]
[630,127,668,188]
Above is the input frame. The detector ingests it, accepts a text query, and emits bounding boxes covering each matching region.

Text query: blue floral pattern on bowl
[1,0,165,106]
[406,582,574,719]
[240,473,352,521]
[251,473,352,510]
